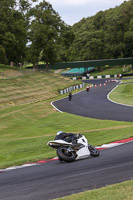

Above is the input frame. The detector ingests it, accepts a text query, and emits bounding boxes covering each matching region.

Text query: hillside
[68,0,133,61]
[0,70,79,110]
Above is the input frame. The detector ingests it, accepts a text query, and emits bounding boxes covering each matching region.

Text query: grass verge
[0,109,133,168]
[57,180,133,200]
[91,65,132,76]
[109,80,133,105]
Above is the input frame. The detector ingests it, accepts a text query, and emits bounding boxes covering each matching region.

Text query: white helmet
[57,131,63,135]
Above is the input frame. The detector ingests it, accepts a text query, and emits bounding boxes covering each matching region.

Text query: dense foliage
[0,0,74,66]
[0,0,133,66]
[0,0,28,65]
[69,0,133,61]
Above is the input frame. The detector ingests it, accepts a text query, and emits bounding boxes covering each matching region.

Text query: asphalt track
[53,79,133,122]
[0,142,133,200]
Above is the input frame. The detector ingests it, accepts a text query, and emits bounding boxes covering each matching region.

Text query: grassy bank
[0,70,133,168]
[91,65,132,76]
[0,71,133,168]
[1,107,133,168]
[91,66,124,76]
[0,71,81,109]
[0,64,17,72]
[109,80,133,105]
[57,180,133,200]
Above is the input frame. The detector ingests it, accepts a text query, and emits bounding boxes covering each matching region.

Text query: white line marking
[50,89,87,113]
[0,163,38,172]
[51,101,63,113]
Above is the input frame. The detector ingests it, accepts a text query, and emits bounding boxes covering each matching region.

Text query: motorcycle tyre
[88,145,99,157]
[57,147,76,162]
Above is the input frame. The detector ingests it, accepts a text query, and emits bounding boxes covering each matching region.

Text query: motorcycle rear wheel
[68,97,72,101]
[57,147,76,162]
[88,145,99,157]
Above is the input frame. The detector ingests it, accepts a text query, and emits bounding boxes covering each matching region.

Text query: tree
[0,45,6,64]
[56,26,75,62]
[0,0,29,65]
[124,18,133,57]
[28,0,74,68]
[69,0,133,61]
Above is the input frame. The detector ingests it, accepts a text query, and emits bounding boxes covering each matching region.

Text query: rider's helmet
[56,131,63,135]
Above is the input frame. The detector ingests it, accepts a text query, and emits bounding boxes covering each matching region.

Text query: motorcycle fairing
[76,146,90,159]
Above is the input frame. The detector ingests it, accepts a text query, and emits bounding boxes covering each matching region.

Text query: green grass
[90,65,133,77]
[1,108,133,168]
[0,67,133,199]
[57,180,133,200]
[109,80,133,105]
[0,71,81,109]
[91,66,124,76]
[0,64,17,72]
[0,69,133,169]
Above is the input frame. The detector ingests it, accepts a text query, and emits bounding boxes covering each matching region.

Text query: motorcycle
[68,95,72,101]
[47,134,99,162]
[68,92,72,101]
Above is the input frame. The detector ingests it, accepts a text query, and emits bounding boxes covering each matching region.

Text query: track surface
[53,79,133,122]
[0,78,133,200]
[0,142,133,200]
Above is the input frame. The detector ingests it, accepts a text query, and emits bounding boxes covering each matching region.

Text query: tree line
[68,0,133,61]
[0,0,133,67]
[0,0,74,67]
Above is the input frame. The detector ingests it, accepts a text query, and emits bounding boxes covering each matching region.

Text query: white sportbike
[47,134,99,162]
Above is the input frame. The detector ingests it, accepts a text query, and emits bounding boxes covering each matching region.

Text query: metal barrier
[72,74,119,80]
[59,82,85,94]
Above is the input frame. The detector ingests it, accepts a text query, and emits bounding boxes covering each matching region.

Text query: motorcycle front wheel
[57,147,76,162]
[88,145,100,157]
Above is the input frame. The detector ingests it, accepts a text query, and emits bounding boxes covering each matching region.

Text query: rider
[86,85,90,92]
[54,131,80,144]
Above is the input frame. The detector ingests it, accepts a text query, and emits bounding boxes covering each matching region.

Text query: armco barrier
[72,74,119,80]
[59,82,85,94]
